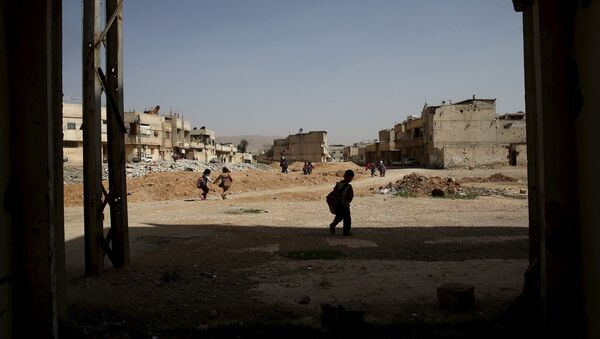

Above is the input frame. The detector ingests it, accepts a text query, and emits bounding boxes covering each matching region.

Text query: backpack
[196,177,206,189]
[326,183,348,214]
[220,175,232,188]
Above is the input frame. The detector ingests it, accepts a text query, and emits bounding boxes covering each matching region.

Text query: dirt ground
[64,163,530,338]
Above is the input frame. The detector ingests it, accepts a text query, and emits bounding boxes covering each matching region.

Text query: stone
[520,189,527,194]
[437,282,475,310]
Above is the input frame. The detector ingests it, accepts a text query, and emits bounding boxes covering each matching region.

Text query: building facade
[62,104,251,164]
[271,131,329,163]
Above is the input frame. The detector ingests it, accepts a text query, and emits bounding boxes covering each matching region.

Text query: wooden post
[105,0,130,267]
[82,0,105,275]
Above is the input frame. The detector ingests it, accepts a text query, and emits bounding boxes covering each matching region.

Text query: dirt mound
[64,163,368,207]
[385,172,460,196]
[462,173,519,183]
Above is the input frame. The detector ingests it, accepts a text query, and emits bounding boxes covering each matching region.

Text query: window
[67,122,76,130]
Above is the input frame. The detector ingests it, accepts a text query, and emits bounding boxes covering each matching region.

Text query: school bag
[326,183,348,214]
[196,177,206,189]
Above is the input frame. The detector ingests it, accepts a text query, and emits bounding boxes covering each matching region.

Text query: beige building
[394,115,426,165]
[391,98,527,168]
[62,103,250,164]
[327,144,345,162]
[62,103,107,163]
[272,131,329,163]
[124,109,172,161]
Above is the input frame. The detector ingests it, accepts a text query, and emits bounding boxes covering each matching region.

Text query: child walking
[329,169,355,236]
[197,168,213,200]
[215,167,233,200]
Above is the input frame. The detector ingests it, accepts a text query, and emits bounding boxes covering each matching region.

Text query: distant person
[378,160,386,177]
[329,169,355,236]
[215,167,233,200]
[307,161,314,175]
[366,162,376,177]
[280,156,288,173]
[303,162,309,175]
[196,168,213,200]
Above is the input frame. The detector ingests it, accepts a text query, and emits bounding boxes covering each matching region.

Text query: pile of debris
[64,160,271,184]
[378,172,461,196]
[377,172,526,198]
[461,173,519,183]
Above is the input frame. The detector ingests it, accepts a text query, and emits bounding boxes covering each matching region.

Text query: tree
[237,139,249,153]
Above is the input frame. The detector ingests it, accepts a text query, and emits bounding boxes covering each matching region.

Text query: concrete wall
[273,132,328,163]
[497,119,527,144]
[441,144,505,168]
[431,100,497,146]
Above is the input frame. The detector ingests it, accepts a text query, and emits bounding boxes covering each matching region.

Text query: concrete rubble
[377,172,527,199]
[63,159,271,184]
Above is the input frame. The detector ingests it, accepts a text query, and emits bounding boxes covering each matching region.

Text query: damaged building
[63,103,252,164]
[391,98,527,168]
[272,131,329,163]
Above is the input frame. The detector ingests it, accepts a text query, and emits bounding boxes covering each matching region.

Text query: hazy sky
[63,0,524,145]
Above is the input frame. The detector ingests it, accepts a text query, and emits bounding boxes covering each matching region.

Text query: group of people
[302,162,314,175]
[365,160,386,177]
[196,167,233,200]
[195,162,356,238]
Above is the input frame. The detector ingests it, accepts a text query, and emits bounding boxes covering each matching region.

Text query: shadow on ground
[64,224,530,338]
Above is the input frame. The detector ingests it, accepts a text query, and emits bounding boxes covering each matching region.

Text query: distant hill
[216,135,284,153]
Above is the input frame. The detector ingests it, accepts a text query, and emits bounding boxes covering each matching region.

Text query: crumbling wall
[442,144,505,168]
[497,119,527,143]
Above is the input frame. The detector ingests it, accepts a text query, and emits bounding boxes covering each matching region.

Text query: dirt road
[65,164,529,337]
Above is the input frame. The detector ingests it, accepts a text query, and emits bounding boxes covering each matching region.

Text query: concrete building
[188,126,216,162]
[124,109,172,161]
[394,115,426,165]
[62,103,107,163]
[272,131,329,163]
[327,144,345,162]
[62,104,248,164]
[421,98,527,168]
[497,112,527,166]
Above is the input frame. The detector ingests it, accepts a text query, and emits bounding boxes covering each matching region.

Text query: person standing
[329,170,355,236]
[280,156,289,173]
[378,160,386,177]
[196,168,213,200]
[215,167,233,200]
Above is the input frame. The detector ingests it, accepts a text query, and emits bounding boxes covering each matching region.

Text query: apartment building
[62,103,250,164]
[63,103,107,163]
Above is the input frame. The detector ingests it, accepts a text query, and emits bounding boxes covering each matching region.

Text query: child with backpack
[215,167,233,200]
[328,169,355,236]
[196,168,213,200]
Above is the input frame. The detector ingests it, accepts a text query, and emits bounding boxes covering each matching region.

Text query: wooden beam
[83,0,105,275]
[105,0,130,268]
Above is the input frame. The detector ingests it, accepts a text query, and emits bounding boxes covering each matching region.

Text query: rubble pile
[378,172,460,196]
[378,172,526,199]
[461,173,519,183]
[64,160,271,184]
